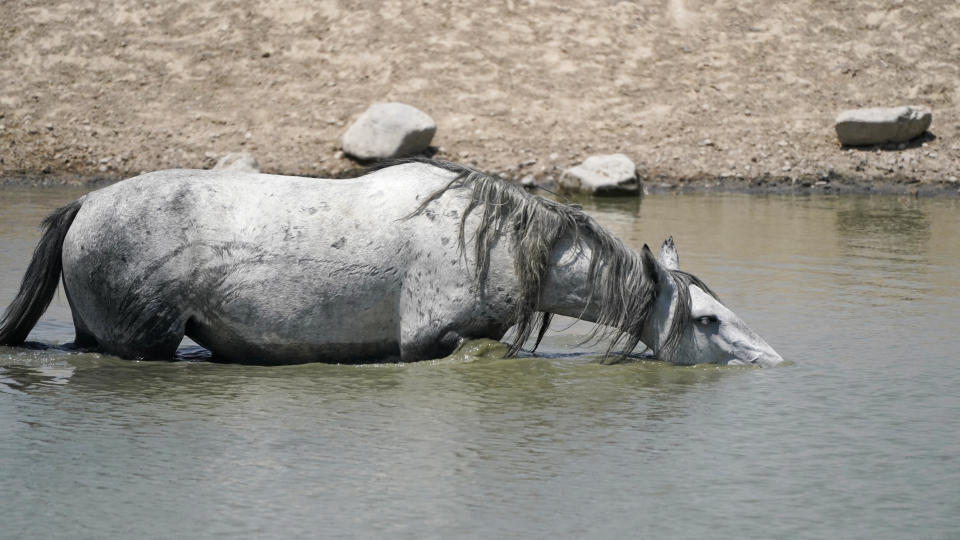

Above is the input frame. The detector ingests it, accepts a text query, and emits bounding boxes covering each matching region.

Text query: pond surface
[1,185,958,539]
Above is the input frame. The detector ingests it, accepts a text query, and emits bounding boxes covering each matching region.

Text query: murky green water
[2,185,958,539]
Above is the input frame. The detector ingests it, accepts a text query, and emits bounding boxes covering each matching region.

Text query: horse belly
[185,257,404,363]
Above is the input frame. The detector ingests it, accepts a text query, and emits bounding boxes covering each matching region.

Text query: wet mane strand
[368,158,713,362]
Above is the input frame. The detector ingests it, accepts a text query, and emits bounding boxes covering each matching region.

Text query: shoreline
[3,1,959,202]
[3,166,958,198]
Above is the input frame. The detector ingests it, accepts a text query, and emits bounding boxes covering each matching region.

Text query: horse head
[639,237,784,367]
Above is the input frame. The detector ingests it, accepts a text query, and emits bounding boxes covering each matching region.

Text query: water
[1,185,958,539]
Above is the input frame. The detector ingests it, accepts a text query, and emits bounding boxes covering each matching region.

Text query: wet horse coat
[0,160,783,366]
[60,164,512,362]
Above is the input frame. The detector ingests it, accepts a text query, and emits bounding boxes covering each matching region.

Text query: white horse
[0,159,783,366]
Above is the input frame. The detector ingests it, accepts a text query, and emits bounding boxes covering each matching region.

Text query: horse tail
[0,198,83,345]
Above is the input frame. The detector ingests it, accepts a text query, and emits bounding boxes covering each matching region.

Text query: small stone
[947,176,958,183]
[212,152,260,173]
[520,174,536,186]
[341,102,436,161]
[835,105,932,146]
[560,153,639,196]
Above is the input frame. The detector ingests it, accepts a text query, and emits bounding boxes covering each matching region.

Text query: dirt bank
[2,0,959,195]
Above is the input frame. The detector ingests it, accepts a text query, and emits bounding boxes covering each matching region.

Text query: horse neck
[537,230,645,324]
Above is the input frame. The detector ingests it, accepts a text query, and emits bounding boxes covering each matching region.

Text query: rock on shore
[213,152,260,173]
[835,106,932,146]
[560,154,639,195]
[342,103,436,161]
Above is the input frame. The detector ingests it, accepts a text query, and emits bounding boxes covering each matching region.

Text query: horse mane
[365,158,715,362]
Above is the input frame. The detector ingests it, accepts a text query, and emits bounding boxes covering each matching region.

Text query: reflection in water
[835,198,930,258]
[0,364,75,394]
[834,199,932,305]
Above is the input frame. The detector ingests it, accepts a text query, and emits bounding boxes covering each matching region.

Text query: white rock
[341,103,436,161]
[835,106,932,146]
[559,154,639,195]
[213,152,260,173]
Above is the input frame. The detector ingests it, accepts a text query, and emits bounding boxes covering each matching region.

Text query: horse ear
[658,236,680,270]
[641,244,666,285]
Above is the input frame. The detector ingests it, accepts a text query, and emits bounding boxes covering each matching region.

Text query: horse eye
[696,315,719,325]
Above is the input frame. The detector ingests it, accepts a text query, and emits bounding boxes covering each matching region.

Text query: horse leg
[65,286,188,360]
[68,311,98,350]
[95,309,187,360]
[61,282,97,350]
[399,325,464,362]
[398,296,512,362]
[398,258,515,361]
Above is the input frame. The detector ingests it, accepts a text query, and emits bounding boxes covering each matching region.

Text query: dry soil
[2,0,959,195]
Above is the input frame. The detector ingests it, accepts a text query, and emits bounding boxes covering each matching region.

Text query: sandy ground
[1,0,959,195]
